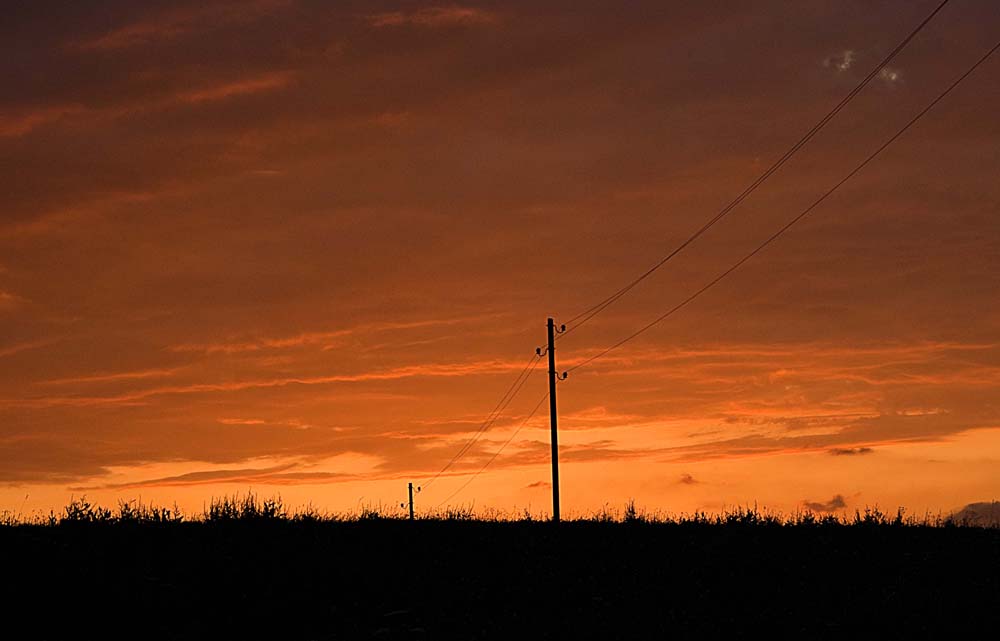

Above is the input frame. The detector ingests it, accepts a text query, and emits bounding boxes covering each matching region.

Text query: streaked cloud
[36,367,180,386]
[71,462,303,490]
[217,418,268,426]
[0,105,84,138]
[0,338,58,358]
[177,72,296,104]
[368,6,498,28]
[170,316,486,354]
[0,357,535,408]
[0,290,24,310]
[72,0,292,51]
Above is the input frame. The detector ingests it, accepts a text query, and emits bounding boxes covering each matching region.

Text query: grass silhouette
[5,492,992,527]
[2,493,997,638]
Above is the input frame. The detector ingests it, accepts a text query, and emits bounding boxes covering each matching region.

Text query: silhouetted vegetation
[2,494,997,638]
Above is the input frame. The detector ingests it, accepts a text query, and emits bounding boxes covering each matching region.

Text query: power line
[560,0,952,339]
[568,36,1000,375]
[421,352,542,489]
[435,392,549,509]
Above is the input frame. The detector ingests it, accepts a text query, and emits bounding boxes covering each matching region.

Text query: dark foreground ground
[3,517,999,639]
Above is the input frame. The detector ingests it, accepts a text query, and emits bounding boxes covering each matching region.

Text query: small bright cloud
[825,50,855,72]
[879,66,902,85]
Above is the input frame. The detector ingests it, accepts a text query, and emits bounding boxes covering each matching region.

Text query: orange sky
[1,0,999,519]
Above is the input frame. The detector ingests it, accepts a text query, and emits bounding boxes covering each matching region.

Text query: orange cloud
[0,290,24,311]
[36,367,180,386]
[170,316,494,354]
[1,357,535,408]
[73,0,292,51]
[177,72,296,104]
[369,6,498,28]
[0,339,57,358]
[0,105,84,138]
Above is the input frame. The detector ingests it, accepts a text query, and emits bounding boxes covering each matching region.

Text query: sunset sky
[2,0,998,519]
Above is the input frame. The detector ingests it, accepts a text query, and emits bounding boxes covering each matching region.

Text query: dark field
[3,500,999,639]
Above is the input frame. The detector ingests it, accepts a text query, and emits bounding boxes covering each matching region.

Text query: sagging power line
[429,34,1000,516]
[420,352,542,490]
[566,36,1000,376]
[420,2,998,519]
[558,0,952,341]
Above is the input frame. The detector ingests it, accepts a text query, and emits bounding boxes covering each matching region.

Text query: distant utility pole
[539,317,567,522]
[402,482,418,520]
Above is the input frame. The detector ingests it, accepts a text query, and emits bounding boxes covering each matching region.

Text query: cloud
[36,367,180,386]
[679,473,698,485]
[824,49,855,72]
[0,357,536,408]
[0,71,294,142]
[803,494,847,513]
[368,6,498,28]
[0,106,85,138]
[879,66,902,85]
[177,72,296,104]
[0,339,57,358]
[71,462,302,490]
[217,418,268,426]
[170,316,483,354]
[828,446,873,456]
[527,480,550,489]
[0,290,24,310]
[72,0,292,51]
[217,417,313,430]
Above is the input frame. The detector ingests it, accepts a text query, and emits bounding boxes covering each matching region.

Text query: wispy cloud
[368,6,498,28]
[0,70,294,142]
[0,290,24,311]
[0,190,162,237]
[0,105,85,138]
[1,357,532,408]
[177,72,296,104]
[172,328,353,354]
[217,417,314,430]
[171,316,492,354]
[36,367,180,386]
[72,0,292,51]
[0,338,58,358]
[217,418,268,426]
[72,462,302,490]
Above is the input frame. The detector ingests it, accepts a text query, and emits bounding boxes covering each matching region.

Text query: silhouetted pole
[407,482,415,520]
[545,317,567,522]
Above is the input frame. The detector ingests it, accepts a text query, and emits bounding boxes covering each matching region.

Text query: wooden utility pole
[407,482,415,520]
[545,317,566,522]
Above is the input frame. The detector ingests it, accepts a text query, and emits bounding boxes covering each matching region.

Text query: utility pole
[544,317,567,522]
[407,482,415,520]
